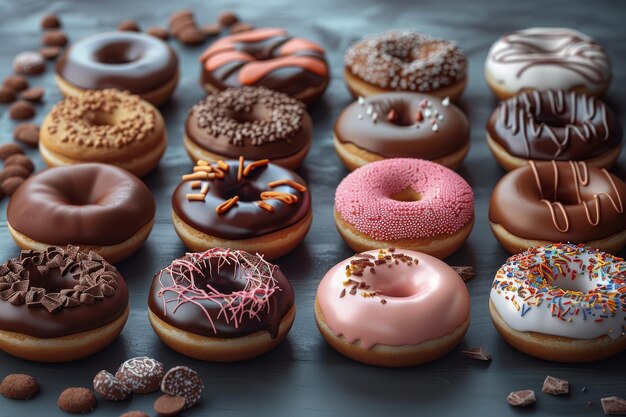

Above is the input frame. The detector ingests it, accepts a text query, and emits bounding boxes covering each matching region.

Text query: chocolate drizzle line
[529,160,624,232]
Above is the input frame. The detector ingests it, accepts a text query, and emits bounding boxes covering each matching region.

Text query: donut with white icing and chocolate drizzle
[487,90,623,171]
[171,157,312,260]
[489,160,626,254]
[485,28,612,99]
[184,87,312,170]
[148,248,295,361]
[198,28,329,105]
[343,30,467,102]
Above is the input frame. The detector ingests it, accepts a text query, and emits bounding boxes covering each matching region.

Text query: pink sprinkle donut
[334,158,474,258]
[315,248,470,367]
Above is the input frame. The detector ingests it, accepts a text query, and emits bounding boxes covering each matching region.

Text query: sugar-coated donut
[7,163,156,263]
[489,160,626,254]
[315,248,470,367]
[344,30,467,101]
[334,158,474,259]
[198,28,329,105]
[148,248,295,361]
[40,89,167,177]
[56,32,179,106]
[490,243,626,362]
[184,87,312,170]
[334,93,469,171]
[172,158,311,261]
[0,246,129,362]
[485,28,611,99]
[487,90,622,171]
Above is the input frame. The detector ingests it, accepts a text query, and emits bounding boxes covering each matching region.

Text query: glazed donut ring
[344,30,467,101]
[334,158,474,259]
[0,246,129,362]
[40,89,168,177]
[489,160,626,254]
[490,243,626,362]
[315,248,470,367]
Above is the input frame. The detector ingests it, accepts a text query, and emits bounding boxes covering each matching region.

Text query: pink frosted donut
[334,158,474,258]
[315,248,470,367]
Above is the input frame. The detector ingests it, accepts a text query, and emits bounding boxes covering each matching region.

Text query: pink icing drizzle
[316,249,470,348]
[334,158,474,240]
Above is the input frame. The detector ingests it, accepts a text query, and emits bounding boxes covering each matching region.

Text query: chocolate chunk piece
[120,412,149,417]
[14,124,40,147]
[13,51,46,76]
[202,23,221,36]
[161,366,203,409]
[0,374,39,399]
[4,154,34,173]
[3,75,28,92]
[230,22,254,34]
[57,387,97,413]
[0,165,30,182]
[42,30,68,46]
[41,14,62,29]
[507,390,536,407]
[462,347,491,361]
[0,143,24,161]
[154,395,186,416]
[602,396,626,415]
[118,20,141,32]
[178,27,206,45]
[21,87,45,102]
[9,101,35,120]
[1,177,25,196]
[0,86,17,103]
[115,357,164,394]
[168,10,194,26]
[542,375,569,395]
[40,46,62,60]
[147,27,169,40]
[218,11,239,27]
[93,370,131,401]
[452,266,476,281]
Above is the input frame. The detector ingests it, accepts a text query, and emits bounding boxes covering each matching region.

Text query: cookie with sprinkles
[115,357,164,394]
[160,366,203,409]
[93,370,131,401]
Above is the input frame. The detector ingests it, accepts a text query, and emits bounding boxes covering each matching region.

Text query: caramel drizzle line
[255,201,275,212]
[237,156,244,182]
[267,179,307,192]
[260,191,298,204]
[217,160,229,171]
[216,196,239,214]
[243,159,269,177]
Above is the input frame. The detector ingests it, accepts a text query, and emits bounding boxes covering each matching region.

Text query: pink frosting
[316,249,470,348]
[334,158,474,240]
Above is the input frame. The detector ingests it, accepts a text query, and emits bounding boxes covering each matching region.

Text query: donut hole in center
[196,259,248,294]
[371,276,420,298]
[93,41,143,64]
[533,113,570,129]
[390,187,422,202]
[549,273,597,293]
[223,182,262,203]
[85,111,115,127]
[29,267,77,293]
[225,105,270,124]
[378,100,415,127]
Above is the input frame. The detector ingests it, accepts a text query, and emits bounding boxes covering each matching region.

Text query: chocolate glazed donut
[198,28,329,104]
[489,160,626,254]
[487,90,623,171]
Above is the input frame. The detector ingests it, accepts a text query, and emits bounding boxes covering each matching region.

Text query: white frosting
[485,28,611,95]
[490,244,626,340]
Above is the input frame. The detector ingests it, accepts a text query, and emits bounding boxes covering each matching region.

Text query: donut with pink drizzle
[334,158,474,259]
[315,248,470,367]
[147,248,295,362]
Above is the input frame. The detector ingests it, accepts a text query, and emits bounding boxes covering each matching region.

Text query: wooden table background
[0,0,625,415]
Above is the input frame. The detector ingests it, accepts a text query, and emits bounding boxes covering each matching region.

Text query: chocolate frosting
[147,249,294,338]
[8,163,156,246]
[487,90,622,160]
[334,93,469,159]
[0,246,128,339]
[56,32,178,94]
[172,159,310,240]
[489,160,626,242]
[185,87,312,160]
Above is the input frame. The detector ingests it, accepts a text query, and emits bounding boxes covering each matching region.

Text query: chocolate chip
[154,395,186,416]
[147,27,169,40]
[161,366,203,409]
[93,370,131,401]
[452,266,475,281]
[5,154,34,173]
[542,375,569,395]
[1,177,25,196]
[42,30,68,47]
[14,124,40,147]
[178,27,206,45]
[115,357,164,394]
[602,396,626,414]
[40,46,62,60]
[0,165,30,182]
[9,101,35,120]
[0,374,39,400]
[507,390,536,407]
[462,347,491,361]
[120,412,149,417]
[13,51,46,76]
[0,86,17,103]
[41,14,62,29]
[168,10,194,26]
[201,23,222,36]
[218,11,239,27]
[3,75,29,92]
[21,87,45,102]
[230,22,254,34]
[170,20,196,37]
[118,20,141,32]
[57,387,97,414]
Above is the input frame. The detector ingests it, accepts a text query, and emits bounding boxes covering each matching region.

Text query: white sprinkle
[432,124,439,132]
[442,96,450,107]
[437,114,444,121]
[358,96,365,106]
[366,106,373,115]
[357,114,363,120]
[424,109,432,117]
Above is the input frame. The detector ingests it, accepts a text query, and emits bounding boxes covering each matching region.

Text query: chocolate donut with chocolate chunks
[487,90,623,171]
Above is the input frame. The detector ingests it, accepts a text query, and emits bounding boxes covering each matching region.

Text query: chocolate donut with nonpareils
[487,90,622,171]
[334,93,470,171]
